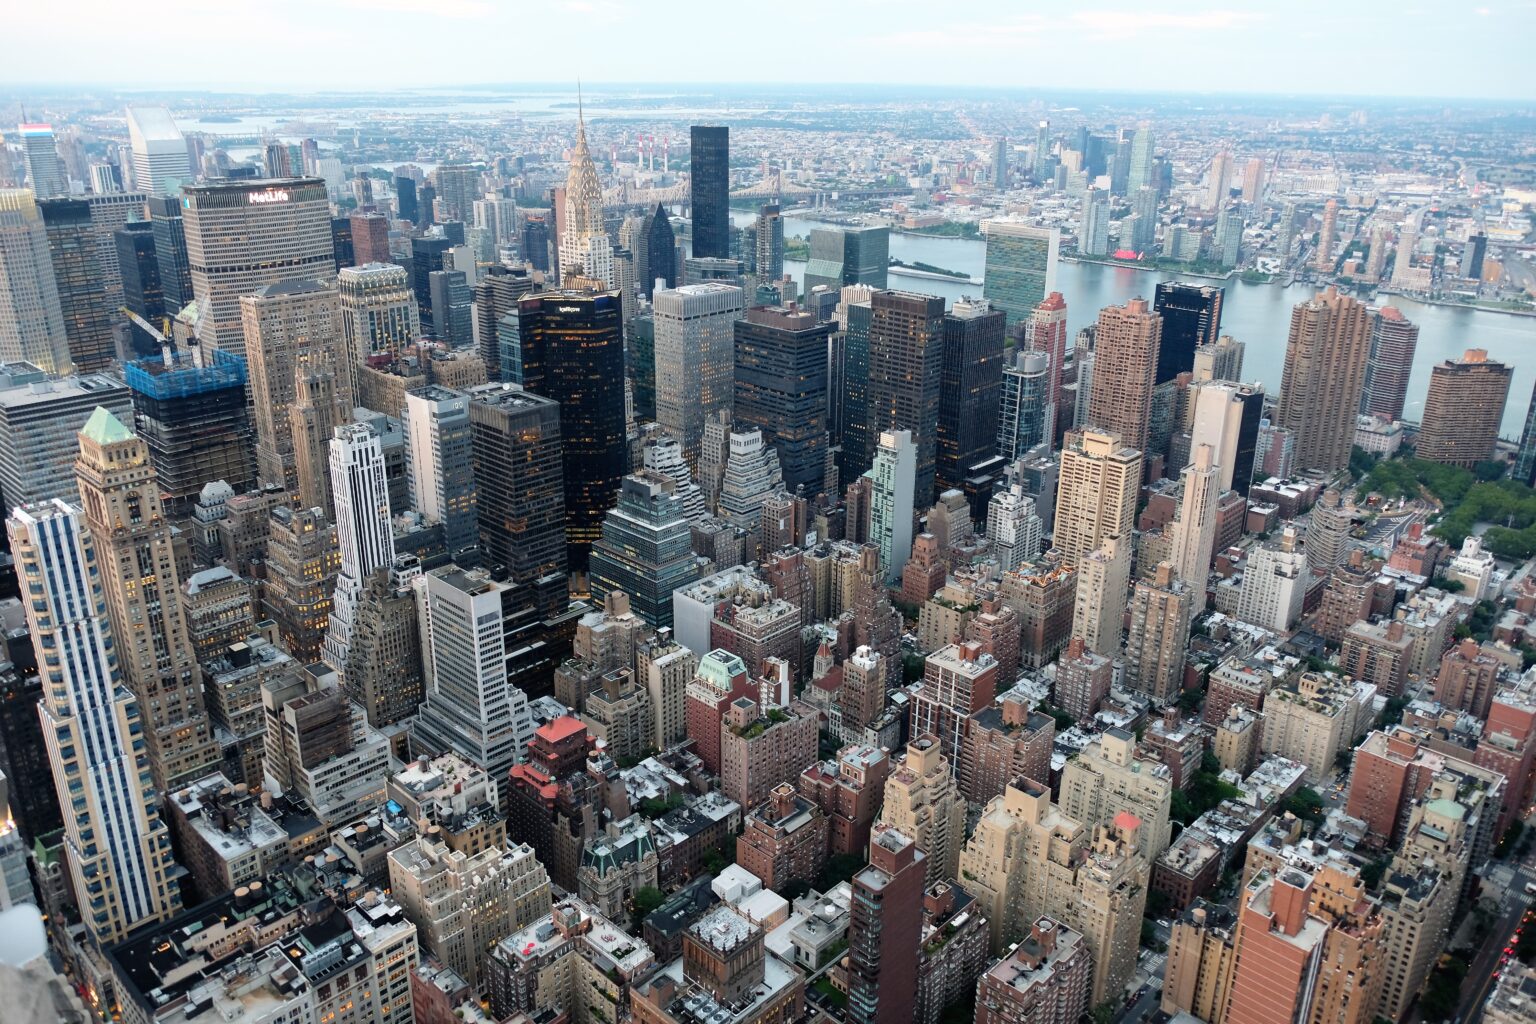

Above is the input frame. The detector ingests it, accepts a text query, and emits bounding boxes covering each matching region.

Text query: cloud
[1069,9,1266,39]
[872,8,1266,50]
[332,0,493,16]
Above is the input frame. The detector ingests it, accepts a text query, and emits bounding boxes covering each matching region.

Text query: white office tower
[986,484,1043,573]
[7,500,182,945]
[653,282,745,470]
[0,771,34,909]
[125,106,188,195]
[1188,382,1252,494]
[1234,526,1308,632]
[324,423,396,672]
[869,429,917,583]
[716,429,783,543]
[411,566,536,783]
[1071,532,1130,657]
[18,124,66,197]
[339,263,420,364]
[403,385,478,557]
[0,190,71,373]
[642,435,708,522]
[1168,443,1221,589]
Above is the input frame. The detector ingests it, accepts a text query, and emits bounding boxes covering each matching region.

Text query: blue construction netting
[124,348,248,399]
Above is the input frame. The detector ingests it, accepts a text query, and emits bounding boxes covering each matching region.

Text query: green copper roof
[81,405,134,445]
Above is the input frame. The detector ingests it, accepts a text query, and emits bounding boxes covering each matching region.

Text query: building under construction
[125,347,257,518]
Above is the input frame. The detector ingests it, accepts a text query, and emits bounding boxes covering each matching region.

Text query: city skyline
[1,2,1532,99]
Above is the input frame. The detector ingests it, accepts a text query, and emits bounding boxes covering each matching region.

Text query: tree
[1279,787,1325,825]
[631,886,666,925]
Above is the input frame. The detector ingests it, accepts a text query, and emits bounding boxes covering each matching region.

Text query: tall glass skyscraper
[999,350,1051,461]
[588,472,703,628]
[690,125,730,259]
[803,226,889,294]
[0,189,71,373]
[837,299,874,482]
[514,291,627,575]
[1152,281,1223,385]
[732,304,831,495]
[937,298,1005,496]
[981,221,1059,326]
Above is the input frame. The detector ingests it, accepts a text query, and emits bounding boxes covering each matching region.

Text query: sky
[5,0,1535,100]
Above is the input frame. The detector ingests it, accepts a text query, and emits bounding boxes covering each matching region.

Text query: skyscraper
[1205,150,1231,210]
[838,294,875,481]
[1188,381,1262,495]
[559,110,612,287]
[410,234,452,331]
[1080,189,1110,256]
[1359,306,1419,421]
[1514,383,1536,487]
[654,282,745,471]
[642,203,677,297]
[241,280,350,495]
[74,407,219,790]
[146,194,192,313]
[1127,126,1155,194]
[1168,444,1221,587]
[515,290,627,574]
[323,422,396,674]
[1028,291,1069,438]
[1275,287,1371,473]
[38,198,116,372]
[1125,563,1193,703]
[803,227,890,294]
[1214,203,1243,268]
[983,222,1059,326]
[846,824,925,1024]
[937,298,1005,496]
[1086,298,1161,453]
[125,107,188,195]
[473,265,533,382]
[993,137,1009,189]
[339,263,420,367]
[588,471,704,628]
[428,268,473,348]
[1417,349,1513,468]
[867,290,946,504]
[182,178,335,357]
[0,189,71,373]
[733,303,831,495]
[998,350,1049,463]
[9,499,182,945]
[690,126,730,259]
[403,385,478,558]
[413,566,537,781]
[870,429,916,583]
[753,203,785,281]
[350,212,391,266]
[1152,282,1222,385]
[115,222,163,345]
[466,383,567,601]
[1054,429,1141,568]
[18,123,66,197]
[1071,533,1130,657]
[1315,198,1339,271]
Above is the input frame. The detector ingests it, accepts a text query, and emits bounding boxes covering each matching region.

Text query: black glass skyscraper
[39,197,115,372]
[644,203,677,297]
[114,222,163,355]
[628,310,656,422]
[523,217,550,272]
[733,305,832,496]
[330,217,354,270]
[395,174,418,223]
[1152,281,1223,384]
[937,300,1006,496]
[146,195,192,314]
[837,300,874,483]
[690,125,729,259]
[411,235,453,332]
[515,291,627,576]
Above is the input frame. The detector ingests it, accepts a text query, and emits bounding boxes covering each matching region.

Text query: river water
[737,211,1536,439]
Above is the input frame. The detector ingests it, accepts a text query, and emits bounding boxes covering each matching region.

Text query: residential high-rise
[242,280,350,495]
[588,472,704,629]
[1417,348,1513,467]
[403,385,478,558]
[515,290,627,573]
[0,190,72,373]
[689,126,730,260]
[982,222,1059,326]
[1127,126,1155,194]
[9,499,182,945]
[846,824,926,1024]
[998,350,1050,462]
[938,298,1005,496]
[1054,429,1142,568]
[1514,383,1536,487]
[1152,282,1221,385]
[1168,444,1221,587]
[879,738,966,886]
[466,382,566,595]
[1080,189,1110,256]
[413,566,537,781]
[654,282,745,472]
[339,262,420,367]
[1205,150,1231,209]
[1028,291,1069,437]
[1359,306,1419,421]
[125,106,188,195]
[869,429,916,583]
[323,422,396,676]
[1233,527,1308,633]
[987,485,1043,573]
[1213,203,1243,268]
[38,198,116,372]
[867,290,946,504]
[181,177,335,357]
[18,123,66,197]
[1314,198,1339,271]
[1275,287,1372,473]
[1071,533,1129,657]
[1085,297,1161,453]
[1125,563,1194,703]
[733,303,831,494]
[1059,729,1173,861]
[74,406,219,790]
[803,226,890,294]
[753,203,785,280]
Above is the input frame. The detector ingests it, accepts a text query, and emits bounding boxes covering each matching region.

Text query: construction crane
[120,308,189,366]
